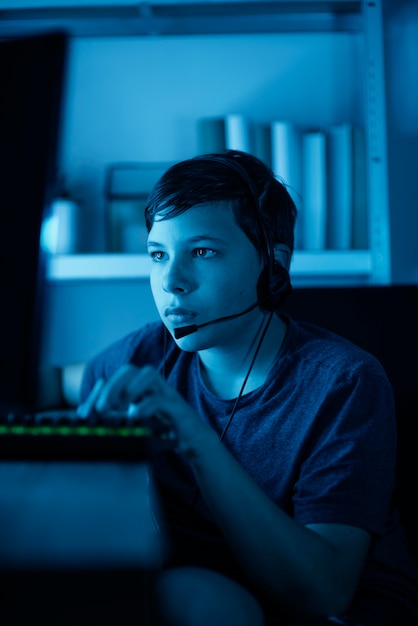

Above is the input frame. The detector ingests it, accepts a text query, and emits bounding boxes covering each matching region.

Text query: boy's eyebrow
[147,234,228,247]
[188,235,228,244]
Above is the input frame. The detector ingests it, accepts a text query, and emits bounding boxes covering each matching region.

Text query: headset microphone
[174,301,259,339]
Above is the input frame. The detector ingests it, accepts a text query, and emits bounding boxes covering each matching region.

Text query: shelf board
[46,250,372,281]
[291,250,372,275]
[0,1,363,37]
[46,253,152,280]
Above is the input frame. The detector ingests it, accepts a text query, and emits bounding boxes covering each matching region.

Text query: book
[252,122,272,168]
[326,123,353,250]
[197,117,226,153]
[301,130,327,250]
[224,113,251,152]
[352,127,368,249]
[197,113,251,154]
[270,121,303,248]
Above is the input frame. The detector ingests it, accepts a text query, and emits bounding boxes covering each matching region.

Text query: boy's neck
[198,314,287,400]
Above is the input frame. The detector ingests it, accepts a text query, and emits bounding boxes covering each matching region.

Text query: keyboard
[0,410,175,461]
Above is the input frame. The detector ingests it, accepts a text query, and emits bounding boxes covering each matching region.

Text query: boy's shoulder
[81,321,166,400]
[283,315,389,381]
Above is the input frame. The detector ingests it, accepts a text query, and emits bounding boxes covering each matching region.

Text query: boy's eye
[193,248,216,258]
[149,248,217,261]
[149,250,166,261]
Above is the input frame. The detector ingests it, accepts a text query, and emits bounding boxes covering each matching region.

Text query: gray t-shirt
[81,315,418,619]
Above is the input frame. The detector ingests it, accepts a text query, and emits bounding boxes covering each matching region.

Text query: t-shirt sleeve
[79,323,165,402]
[292,364,397,537]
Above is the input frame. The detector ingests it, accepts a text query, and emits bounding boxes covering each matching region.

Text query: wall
[59,33,362,252]
[42,278,159,366]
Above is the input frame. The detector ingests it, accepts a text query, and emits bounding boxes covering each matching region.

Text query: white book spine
[271,121,303,248]
[224,114,251,152]
[271,121,295,185]
[301,131,327,250]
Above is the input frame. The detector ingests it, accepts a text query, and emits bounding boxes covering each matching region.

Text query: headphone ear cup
[257,262,292,311]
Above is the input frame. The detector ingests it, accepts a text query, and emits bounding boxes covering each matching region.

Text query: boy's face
[147,201,264,351]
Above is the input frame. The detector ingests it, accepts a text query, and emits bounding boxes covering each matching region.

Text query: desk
[0,461,164,625]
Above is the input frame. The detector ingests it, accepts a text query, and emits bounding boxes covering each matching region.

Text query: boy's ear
[273,244,291,271]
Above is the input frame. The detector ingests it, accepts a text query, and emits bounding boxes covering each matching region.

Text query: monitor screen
[0,31,68,412]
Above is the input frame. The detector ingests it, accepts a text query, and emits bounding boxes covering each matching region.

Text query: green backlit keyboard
[0,411,175,461]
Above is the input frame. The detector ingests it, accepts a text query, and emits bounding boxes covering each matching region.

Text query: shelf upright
[363,0,391,284]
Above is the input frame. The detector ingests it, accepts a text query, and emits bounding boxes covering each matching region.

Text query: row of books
[197,115,368,251]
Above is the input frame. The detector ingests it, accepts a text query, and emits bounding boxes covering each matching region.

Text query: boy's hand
[77,364,213,456]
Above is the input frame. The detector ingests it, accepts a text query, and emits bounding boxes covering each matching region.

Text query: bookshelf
[47,251,373,288]
[1,0,390,286]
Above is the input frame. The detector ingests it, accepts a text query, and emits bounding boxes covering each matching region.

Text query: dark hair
[144,150,297,258]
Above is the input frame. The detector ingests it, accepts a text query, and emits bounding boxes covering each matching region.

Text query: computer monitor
[0,31,68,413]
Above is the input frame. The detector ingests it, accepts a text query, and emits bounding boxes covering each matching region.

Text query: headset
[173,152,292,339]
[199,152,292,312]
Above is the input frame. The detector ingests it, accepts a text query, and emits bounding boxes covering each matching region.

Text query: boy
[79,150,418,625]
